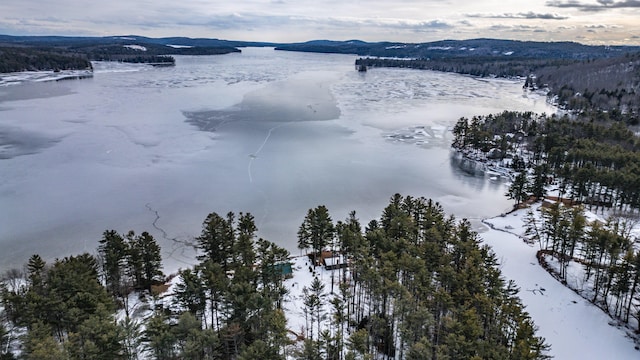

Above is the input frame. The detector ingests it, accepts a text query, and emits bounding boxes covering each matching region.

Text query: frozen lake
[0,48,555,272]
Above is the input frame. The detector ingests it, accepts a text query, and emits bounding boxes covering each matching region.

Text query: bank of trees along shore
[452,110,640,335]
[0,47,92,73]
[452,110,640,212]
[0,196,550,359]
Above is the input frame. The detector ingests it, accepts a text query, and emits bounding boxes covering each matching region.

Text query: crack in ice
[145,203,197,266]
[247,124,286,184]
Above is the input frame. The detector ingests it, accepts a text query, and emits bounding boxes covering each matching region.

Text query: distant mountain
[276,38,640,60]
[0,34,274,50]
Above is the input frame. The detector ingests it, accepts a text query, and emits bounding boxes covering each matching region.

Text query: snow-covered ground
[483,206,639,358]
[0,69,93,86]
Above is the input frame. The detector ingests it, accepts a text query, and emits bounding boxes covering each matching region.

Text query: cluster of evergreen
[0,230,163,360]
[527,52,640,114]
[296,196,549,359]
[0,197,550,359]
[0,46,91,73]
[355,57,573,78]
[452,110,640,210]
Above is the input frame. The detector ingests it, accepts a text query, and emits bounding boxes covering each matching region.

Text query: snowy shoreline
[482,204,639,358]
[0,69,93,86]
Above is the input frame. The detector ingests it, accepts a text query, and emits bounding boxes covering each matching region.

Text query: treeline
[355,57,573,78]
[93,55,175,65]
[529,52,640,113]
[452,110,640,211]
[0,197,550,359]
[77,44,239,61]
[296,196,549,359]
[0,46,91,73]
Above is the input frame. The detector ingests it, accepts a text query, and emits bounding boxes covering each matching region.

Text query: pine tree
[174,268,206,322]
[506,172,529,206]
[298,206,335,265]
[131,231,163,291]
[197,212,235,270]
[20,322,66,360]
[98,230,128,297]
[144,313,177,360]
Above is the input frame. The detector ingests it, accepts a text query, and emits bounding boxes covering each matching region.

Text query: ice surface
[0,47,553,273]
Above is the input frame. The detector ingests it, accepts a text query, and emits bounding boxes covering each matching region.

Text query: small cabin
[323,255,347,270]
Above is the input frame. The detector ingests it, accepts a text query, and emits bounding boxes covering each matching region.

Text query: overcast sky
[1,0,639,45]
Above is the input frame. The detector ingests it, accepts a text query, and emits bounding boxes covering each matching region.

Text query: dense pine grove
[0,198,550,359]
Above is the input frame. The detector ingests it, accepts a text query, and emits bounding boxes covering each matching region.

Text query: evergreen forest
[0,47,92,73]
[0,197,550,359]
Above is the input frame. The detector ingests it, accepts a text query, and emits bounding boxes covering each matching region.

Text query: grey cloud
[487,24,546,33]
[466,11,569,20]
[584,24,622,28]
[125,13,455,33]
[546,0,640,12]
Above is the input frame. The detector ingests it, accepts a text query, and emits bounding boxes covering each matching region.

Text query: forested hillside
[0,46,92,72]
[0,197,550,359]
[530,52,640,113]
[278,38,640,60]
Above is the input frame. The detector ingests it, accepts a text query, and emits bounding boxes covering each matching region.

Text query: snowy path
[483,214,638,359]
